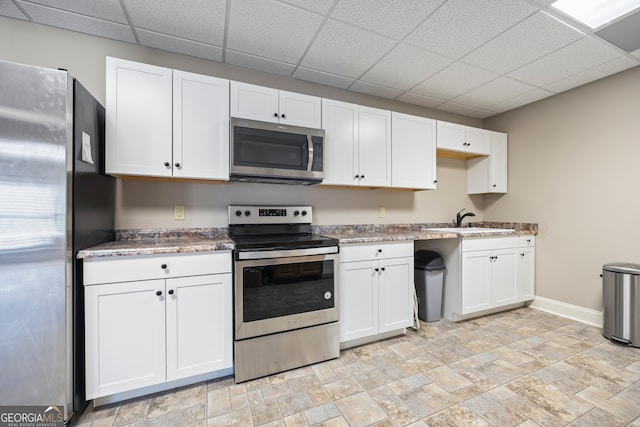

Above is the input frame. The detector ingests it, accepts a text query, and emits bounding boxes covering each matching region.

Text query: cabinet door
[106,57,172,177]
[490,131,508,193]
[230,81,279,123]
[391,113,437,190]
[491,250,517,306]
[465,127,491,155]
[279,90,321,128]
[173,71,229,180]
[378,257,414,333]
[339,260,378,342]
[516,248,535,301]
[166,273,233,381]
[461,252,492,314]
[358,106,391,187]
[85,279,166,399]
[436,121,466,152]
[321,99,359,186]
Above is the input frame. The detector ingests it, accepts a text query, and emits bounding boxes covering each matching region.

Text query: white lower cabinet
[84,252,232,400]
[339,242,414,345]
[417,236,535,321]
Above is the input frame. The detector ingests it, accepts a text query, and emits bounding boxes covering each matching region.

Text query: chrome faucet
[455,208,476,227]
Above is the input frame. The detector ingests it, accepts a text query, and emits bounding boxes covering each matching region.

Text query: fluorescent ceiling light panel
[551,0,640,28]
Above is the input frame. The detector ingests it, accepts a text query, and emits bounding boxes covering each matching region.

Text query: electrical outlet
[174,205,185,220]
[379,207,386,218]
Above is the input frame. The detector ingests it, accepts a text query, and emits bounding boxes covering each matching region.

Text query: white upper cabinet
[173,70,229,180]
[230,81,321,128]
[106,57,230,180]
[322,99,391,187]
[391,112,437,190]
[436,121,490,156]
[467,131,508,194]
[106,57,173,177]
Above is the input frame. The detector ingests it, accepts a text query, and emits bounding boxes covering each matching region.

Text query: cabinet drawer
[519,235,535,247]
[340,242,413,263]
[462,236,520,252]
[84,251,232,285]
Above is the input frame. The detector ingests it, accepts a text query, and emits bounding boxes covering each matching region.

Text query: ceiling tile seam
[541,55,639,91]
[118,0,139,44]
[271,0,330,18]
[341,1,452,93]
[221,0,232,62]
[11,0,32,21]
[290,0,340,77]
[481,87,552,112]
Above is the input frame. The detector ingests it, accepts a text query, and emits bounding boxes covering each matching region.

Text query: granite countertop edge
[78,222,538,259]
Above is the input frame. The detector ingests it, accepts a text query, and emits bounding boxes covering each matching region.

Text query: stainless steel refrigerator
[0,60,115,422]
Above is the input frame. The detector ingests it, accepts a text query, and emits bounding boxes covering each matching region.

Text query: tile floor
[75,308,640,426]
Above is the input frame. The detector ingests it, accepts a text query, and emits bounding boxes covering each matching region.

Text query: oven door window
[233,126,309,171]
[242,259,334,322]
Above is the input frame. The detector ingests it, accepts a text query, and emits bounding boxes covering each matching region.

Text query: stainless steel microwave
[229,118,325,186]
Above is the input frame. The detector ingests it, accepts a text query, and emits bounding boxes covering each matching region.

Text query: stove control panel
[229,205,313,225]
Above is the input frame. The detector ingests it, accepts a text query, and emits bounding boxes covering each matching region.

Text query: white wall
[0,16,483,229]
[484,65,640,312]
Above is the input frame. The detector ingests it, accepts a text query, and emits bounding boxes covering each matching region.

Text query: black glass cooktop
[231,233,338,251]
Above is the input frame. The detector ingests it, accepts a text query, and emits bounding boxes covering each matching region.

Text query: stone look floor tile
[76,308,640,427]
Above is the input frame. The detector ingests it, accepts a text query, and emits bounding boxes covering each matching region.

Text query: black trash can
[414,250,446,322]
[602,263,640,347]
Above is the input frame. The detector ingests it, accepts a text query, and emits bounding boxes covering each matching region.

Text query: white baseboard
[529,296,603,328]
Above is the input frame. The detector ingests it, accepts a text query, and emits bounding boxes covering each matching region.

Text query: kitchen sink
[425,227,516,234]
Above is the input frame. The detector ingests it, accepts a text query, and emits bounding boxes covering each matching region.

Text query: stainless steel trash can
[415,250,446,322]
[602,263,640,347]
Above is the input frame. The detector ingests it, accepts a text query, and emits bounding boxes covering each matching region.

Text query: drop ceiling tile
[508,37,622,86]
[412,62,498,100]
[331,0,444,40]
[349,81,404,99]
[301,19,396,78]
[21,0,127,23]
[124,0,226,45]
[227,0,323,64]
[293,67,355,89]
[436,101,480,116]
[17,2,135,43]
[486,88,555,113]
[0,2,28,20]
[137,29,222,61]
[226,50,296,76]
[463,11,583,74]
[452,77,536,109]
[396,92,444,108]
[278,0,335,14]
[470,109,498,119]
[361,43,452,90]
[543,56,639,93]
[405,0,537,58]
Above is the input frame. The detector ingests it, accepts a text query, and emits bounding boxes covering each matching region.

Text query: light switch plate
[174,205,185,220]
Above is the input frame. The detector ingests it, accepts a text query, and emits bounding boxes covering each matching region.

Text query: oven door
[234,251,339,340]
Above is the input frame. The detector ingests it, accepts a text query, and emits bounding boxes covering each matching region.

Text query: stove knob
[294,210,300,216]
[244,210,251,216]
[235,210,242,217]
[301,210,307,216]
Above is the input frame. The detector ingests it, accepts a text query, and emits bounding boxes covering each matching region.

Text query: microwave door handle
[307,135,314,171]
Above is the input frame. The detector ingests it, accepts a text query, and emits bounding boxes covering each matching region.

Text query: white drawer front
[462,236,520,252]
[83,251,232,285]
[519,235,535,247]
[340,242,413,263]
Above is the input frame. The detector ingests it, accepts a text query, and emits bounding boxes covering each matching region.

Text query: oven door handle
[236,245,338,260]
[307,134,314,172]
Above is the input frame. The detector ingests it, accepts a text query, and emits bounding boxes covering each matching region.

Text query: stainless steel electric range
[228,205,340,383]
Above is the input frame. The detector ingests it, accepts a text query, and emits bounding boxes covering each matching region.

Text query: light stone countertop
[77,222,537,259]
